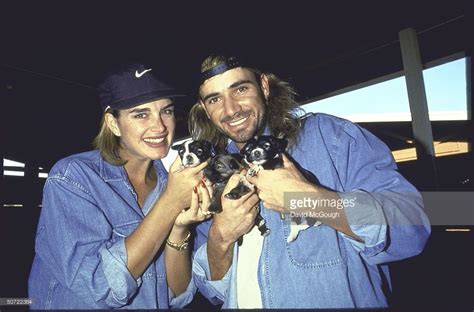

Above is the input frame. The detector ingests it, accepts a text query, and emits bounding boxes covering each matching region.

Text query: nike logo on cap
[135,68,152,78]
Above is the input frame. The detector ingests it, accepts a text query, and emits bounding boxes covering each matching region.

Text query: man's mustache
[221,111,252,123]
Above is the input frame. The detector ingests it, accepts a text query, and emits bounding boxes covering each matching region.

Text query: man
[190,54,430,308]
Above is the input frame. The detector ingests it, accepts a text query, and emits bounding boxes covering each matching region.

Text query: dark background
[2,1,473,310]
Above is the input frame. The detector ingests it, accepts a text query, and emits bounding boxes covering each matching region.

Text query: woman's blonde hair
[189,54,304,150]
[92,109,126,166]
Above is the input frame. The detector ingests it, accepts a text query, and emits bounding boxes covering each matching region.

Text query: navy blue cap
[98,62,184,111]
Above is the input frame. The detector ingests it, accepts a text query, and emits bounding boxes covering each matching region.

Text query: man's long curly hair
[189,55,304,150]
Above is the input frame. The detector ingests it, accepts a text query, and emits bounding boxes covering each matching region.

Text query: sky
[301,58,468,122]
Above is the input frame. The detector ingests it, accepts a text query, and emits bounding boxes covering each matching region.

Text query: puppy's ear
[239,142,249,155]
[228,155,243,171]
[200,140,217,158]
[240,137,258,155]
[277,138,288,151]
[202,140,213,152]
[230,153,244,164]
[171,143,182,151]
[212,145,223,156]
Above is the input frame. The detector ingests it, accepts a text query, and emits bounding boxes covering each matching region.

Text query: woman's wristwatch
[166,230,191,251]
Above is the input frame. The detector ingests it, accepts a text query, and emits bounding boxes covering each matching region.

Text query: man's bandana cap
[199,57,242,86]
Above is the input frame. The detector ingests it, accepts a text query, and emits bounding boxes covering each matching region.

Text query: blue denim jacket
[192,113,431,309]
[28,150,195,309]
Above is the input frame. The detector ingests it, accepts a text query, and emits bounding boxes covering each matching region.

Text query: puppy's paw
[247,165,263,177]
[240,177,255,190]
[286,223,311,243]
[256,217,271,236]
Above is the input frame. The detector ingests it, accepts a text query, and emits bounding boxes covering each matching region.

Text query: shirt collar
[99,154,168,182]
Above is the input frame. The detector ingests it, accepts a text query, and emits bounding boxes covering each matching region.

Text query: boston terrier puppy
[241,135,288,177]
[204,153,270,236]
[172,139,215,168]
[240,135,319,242]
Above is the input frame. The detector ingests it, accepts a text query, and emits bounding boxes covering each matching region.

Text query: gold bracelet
[166,230,191,251]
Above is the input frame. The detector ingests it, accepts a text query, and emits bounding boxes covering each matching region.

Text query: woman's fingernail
[193,186,198,193]
[201,180,206,187]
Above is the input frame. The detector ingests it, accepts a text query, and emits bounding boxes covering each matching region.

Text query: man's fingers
[243,194,260,212]
[222,173,243,193]
[282,153,295,169]
[245,208,259,234]
[192,160,209,173]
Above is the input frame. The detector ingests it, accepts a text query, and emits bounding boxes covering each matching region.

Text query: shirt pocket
[282,222,346,270]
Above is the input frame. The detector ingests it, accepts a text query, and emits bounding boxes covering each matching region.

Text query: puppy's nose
[186,155,194,162]
[253,150,262,158]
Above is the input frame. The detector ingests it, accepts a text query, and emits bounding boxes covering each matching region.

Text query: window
[300,75,411,122]
[3,159,25,177]
[300,57,469,162]
[424,58,468,121]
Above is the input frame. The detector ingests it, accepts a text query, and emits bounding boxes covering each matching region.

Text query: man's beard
[228,127,255,143]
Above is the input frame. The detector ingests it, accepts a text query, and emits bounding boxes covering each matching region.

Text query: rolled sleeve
[168,277,197,308]
[339,190,387,254]
[330,117,430,264]
[192,242,232,304]
[99,238,141,306]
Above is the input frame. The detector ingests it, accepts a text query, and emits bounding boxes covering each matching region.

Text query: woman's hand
[174,181,213,229]
[161,155,209,211]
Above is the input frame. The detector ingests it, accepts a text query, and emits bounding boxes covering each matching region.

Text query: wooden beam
[398,28,439,189]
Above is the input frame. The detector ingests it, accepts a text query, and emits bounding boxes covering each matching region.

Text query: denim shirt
[192,113,431,309]
[28,150,196,309]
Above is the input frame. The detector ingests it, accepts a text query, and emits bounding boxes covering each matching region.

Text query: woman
[28,62,211,309]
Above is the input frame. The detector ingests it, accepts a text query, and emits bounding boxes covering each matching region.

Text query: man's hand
[207,171,259,280]
[247,154,363,241]
[211,172,260,246]
[246,154,312,213]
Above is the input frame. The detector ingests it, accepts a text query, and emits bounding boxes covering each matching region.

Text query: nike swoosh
[135,68,152,78]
